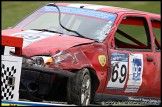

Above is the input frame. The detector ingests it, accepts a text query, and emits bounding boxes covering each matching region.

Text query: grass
[1,1,160,29]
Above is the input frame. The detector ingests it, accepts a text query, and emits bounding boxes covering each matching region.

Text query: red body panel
[2,29,94,57]
[22,35,94,57]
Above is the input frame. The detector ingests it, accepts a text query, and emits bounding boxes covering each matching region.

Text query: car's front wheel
[67,68,91,106]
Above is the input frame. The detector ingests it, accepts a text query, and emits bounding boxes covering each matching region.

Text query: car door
[104,13,158,98]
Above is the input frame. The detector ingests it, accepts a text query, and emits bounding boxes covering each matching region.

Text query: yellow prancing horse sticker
[98,55,106,67]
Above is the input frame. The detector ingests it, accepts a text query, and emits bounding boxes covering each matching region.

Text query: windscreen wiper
[32,29,63,34]
[52,4,98,42]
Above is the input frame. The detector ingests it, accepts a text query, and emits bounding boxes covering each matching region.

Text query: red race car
[2,3,161,106]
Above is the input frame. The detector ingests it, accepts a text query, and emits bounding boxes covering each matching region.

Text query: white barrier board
[1,55,22,101]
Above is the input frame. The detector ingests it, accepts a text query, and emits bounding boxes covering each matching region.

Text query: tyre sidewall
[67,68,91,106]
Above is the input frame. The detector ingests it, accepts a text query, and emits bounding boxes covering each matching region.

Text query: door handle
[147,56,153,62]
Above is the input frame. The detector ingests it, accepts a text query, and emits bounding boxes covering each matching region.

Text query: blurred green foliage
[1,1,160,29]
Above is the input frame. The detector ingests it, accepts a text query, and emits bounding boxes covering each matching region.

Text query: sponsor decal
[125,54,143,93]
[98,55,106,67]
[40,6,117,21]
[11,30,55,48]
[107,52,128,89]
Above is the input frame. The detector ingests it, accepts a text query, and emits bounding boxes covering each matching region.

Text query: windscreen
[14,5,117,42]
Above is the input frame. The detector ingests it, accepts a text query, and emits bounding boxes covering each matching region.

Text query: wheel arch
[83,67,100,103]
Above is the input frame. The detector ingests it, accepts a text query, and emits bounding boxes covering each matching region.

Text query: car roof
[50,2,160,19]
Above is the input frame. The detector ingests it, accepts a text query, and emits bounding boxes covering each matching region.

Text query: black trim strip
[22,65,75,78]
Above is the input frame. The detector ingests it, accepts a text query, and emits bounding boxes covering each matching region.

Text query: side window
[151,19,161,51]
[114,16,151,50]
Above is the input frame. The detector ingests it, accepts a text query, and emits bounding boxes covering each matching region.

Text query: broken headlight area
[22,56,53,67]
[52,51,78,67]
[19,51,78,100]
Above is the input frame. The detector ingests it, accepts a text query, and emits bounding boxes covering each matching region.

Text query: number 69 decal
[107,53,128,89]
[112,63,127,83]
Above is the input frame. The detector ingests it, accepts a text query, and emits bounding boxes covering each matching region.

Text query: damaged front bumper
[22,65,75,78]
[19,64,75,101]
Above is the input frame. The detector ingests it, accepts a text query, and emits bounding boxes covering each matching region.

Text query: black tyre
[67,68,91,106]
